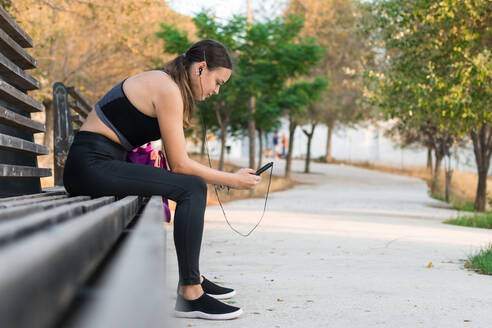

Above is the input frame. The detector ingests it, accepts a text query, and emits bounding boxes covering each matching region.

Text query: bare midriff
[79,109,123,146]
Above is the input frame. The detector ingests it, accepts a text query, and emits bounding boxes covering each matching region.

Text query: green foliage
[237,14,326,134]
[193,13,247,52]
[276,77,328,118]
[155,23,193,55]
[364,0,491,136]
[155,11,326,141]
[465,244,492,275]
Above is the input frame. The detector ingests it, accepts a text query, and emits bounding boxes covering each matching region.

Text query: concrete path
[165,159,492,327]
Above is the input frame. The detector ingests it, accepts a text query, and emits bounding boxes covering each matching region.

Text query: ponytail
[165,54,194,129]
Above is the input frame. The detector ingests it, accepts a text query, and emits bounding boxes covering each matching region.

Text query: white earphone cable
[197,62,272,237]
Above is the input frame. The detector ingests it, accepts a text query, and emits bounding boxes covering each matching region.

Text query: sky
[166,0,289,21]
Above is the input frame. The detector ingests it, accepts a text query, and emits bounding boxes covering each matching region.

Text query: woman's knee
[186,175,207,198]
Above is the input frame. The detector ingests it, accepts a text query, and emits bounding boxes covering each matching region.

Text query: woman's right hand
[231,168,262,190]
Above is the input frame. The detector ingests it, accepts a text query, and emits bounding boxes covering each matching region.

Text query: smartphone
[255,162,273,175]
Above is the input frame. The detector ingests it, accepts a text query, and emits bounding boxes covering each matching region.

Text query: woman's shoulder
[138,70,183,112]
[126,70,180,96]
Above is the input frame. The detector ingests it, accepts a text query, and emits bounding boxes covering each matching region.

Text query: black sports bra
[94,69,170,150]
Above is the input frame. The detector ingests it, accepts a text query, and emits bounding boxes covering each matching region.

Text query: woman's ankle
[179,284,204,300]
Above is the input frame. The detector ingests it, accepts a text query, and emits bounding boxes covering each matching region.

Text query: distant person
[63,40,260,320]
[282,134,287,158]
[273,132,279,159]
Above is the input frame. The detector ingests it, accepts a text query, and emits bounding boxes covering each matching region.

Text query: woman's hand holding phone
[231,168,261,190]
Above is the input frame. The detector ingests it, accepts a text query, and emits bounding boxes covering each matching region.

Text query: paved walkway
[166,159,492,327]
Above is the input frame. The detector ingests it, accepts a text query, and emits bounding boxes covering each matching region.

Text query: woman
[63,39,261,320]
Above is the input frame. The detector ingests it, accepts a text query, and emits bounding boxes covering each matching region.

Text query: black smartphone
[255,162,273,175]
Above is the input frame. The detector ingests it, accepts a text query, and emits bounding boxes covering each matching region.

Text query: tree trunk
[200,126,206,160]
[303,123,316,173]
[218,126,227,171]
[470,124,492,212]
[431,150,443,196]
[248,96,256,169]
[325,120,334,163]
[257,127,263,169]
[475,168,489,212]
[285,117,297,179]
[215,106,228,171]
[427,146,433,173]
[444,155,453,203]
[43,99,54,152]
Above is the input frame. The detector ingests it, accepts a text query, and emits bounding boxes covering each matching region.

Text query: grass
[431,194,476,212]
[465,244,492,275]
[444,212,492,229]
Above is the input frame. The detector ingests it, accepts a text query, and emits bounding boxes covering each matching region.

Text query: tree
[286,0,377,164]
[364,0,491,211]
[385,119,461,201]
[276,78,328,178]
[238,14,326,176]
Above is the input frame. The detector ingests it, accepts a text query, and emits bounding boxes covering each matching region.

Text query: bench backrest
[0,7,51,197]
[52,82,91,186]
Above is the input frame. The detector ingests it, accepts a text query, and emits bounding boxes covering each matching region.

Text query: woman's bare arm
[153,75,260,189]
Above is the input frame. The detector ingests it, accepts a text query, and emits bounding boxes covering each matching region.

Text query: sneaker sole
[207,290,236,300]
[175,308,243,320]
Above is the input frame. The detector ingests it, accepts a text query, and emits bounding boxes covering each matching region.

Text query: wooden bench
[0,7,168,328]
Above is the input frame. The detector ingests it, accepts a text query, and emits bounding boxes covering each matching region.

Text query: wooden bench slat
[0,196,115,245]
[0,133,49,155]
[71,114,84,126]
[0,164,52,177]
[0,195,94,221]
[0,104,46,133]
[0,194,67,209]
[0,190,66,202]
[0,196,140,328]
[67,87,92,116]
[0,52,39,90]
[0,28,36,70]
[0,7,33,48]
[68,100,90,118]
[0,80,43,112]
[67,196,168,328]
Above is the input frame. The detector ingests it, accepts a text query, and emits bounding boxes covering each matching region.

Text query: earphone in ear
[199,67,203,76]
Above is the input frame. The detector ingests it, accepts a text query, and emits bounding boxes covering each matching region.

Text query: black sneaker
[201,276,236,299]
[174,292,243,320]
[176,276,236,300]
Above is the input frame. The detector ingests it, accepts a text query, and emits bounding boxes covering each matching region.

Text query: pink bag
[126,142,171,222]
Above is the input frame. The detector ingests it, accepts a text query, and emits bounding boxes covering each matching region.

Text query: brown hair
[164,39,232,129]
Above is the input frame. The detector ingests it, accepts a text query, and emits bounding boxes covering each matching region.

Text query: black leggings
[63,131,206,285]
